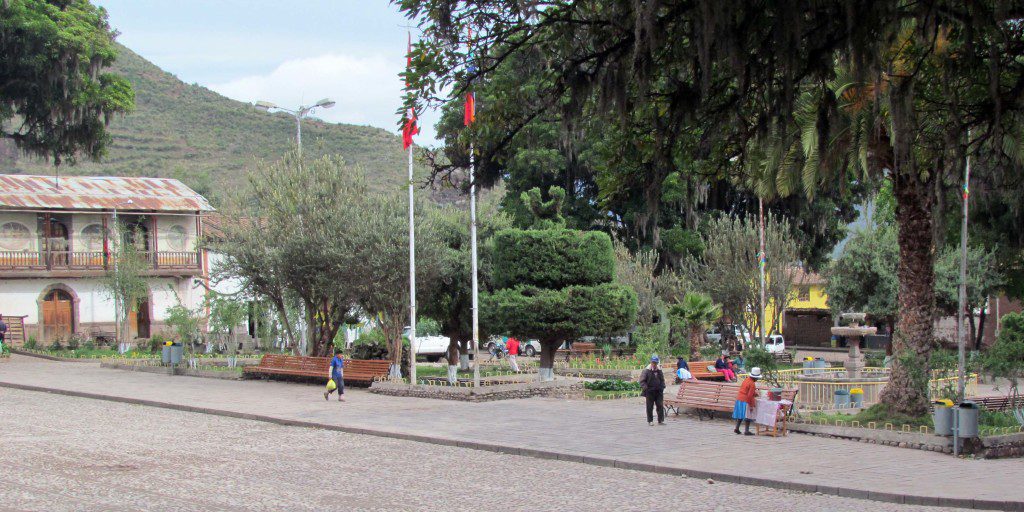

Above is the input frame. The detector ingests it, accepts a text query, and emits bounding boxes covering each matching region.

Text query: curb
[0,381,1018,511]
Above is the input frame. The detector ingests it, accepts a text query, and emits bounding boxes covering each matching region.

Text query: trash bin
[169,343,183,365]
[802,358,815,374]
[850,388,864,407]
[956,401,980,438]
[932,400,953,436]
[813,358,827,374]
[834,389,850,409]
[161,345,172,364]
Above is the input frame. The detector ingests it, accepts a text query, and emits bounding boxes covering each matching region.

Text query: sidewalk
[2,355,1021,510]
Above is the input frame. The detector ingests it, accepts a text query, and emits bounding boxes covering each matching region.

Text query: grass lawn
[21,347,156,359]
[583,389,642,399]
[805,404,1021,433]
[415,365,518,378]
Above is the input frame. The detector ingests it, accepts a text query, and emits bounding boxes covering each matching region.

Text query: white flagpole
[408,137,417,385]
[758,197,767,350]
[954,133,971,457]
[470,141,480,389]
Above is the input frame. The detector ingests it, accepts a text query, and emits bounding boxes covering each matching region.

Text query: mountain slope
[1,44,412,203]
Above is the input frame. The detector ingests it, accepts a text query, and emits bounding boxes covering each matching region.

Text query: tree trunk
[272,297,296,350]
[457,339,470,370]
[688,326,703,361]
[879,171,935,417]
[975,304,987,351]
[538,338,559,381]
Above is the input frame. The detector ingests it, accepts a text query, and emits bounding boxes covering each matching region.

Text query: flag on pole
[402,32,419,150]
[464,92,476,126]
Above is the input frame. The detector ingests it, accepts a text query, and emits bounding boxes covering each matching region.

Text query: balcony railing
[0,250,200,272]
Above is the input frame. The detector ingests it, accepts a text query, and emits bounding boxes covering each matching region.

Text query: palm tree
[670,292,722,361]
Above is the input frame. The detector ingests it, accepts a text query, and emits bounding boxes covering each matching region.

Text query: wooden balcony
[0,250,202,278]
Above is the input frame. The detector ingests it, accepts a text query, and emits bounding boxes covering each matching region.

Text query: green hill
[0,44,413,203]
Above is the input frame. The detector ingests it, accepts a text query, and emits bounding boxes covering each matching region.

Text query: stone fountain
[830,313,877,379]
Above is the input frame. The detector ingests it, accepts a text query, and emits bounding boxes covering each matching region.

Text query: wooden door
[136,300,151,339]
[42,290,73,341]
[127,308,138,340]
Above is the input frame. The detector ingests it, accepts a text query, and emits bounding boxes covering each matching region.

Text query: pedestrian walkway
[2,355,1021,510]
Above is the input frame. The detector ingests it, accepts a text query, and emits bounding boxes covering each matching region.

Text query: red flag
[464,92,476,126]
[403,107,419,150]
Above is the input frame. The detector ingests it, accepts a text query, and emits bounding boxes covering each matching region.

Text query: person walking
[0,313,6,353]
[733,366,761,435]
[640,355,666,426]
[324,348,345,402]
[506,336,520,373]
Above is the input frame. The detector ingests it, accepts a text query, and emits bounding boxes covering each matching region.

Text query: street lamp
[253,98,335,154]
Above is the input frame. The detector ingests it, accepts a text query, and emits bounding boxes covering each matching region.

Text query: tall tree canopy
[0,0,134,165]
[400,0,1024,416]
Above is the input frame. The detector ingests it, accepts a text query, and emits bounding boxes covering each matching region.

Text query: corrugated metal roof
[0,174,214,212]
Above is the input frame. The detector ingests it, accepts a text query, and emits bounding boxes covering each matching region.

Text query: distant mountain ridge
[1,44,415,204]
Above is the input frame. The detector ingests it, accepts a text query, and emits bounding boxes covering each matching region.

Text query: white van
[765,334,786,354]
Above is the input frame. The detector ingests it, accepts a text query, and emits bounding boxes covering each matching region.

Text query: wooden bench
[971,395,1021,412]
[556,342,599,361]
[664,380,799,421]
[243,355,390,385]
[773,351,794,364]
[687,360,726,380]
[1,315,27,346]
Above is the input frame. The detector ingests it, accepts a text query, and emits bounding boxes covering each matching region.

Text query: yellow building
[754,268,832,346]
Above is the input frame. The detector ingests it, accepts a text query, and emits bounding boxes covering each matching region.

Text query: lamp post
[254,98,336,155]
[112,199,134,354]
[253,98,334,355]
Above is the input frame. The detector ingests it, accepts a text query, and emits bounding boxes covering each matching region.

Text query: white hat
[749,367,762,379]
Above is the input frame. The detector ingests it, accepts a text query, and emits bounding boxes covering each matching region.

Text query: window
[81,224,105,252]
[0,222,31,251]
[166,225,189,251]
[798,286,811,301]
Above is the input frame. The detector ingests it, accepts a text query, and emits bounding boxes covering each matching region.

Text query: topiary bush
[482,186,637,380]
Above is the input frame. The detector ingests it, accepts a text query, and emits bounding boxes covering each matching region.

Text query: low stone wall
[370,380,584,402]
[100,360,245,380]
[555,368,638,380]
[790,422,1024,458]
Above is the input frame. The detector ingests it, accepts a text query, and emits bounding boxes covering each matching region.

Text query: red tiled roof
[0,174,214,212]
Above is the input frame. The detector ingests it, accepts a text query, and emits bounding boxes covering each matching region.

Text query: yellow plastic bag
[326,379,337,391]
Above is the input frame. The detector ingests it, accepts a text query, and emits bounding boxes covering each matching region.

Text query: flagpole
[408,141,417,385]
[758,197,767,350]
[470,140,480,389]
[954,133,971,457]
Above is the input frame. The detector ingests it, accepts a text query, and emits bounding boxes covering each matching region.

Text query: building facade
[0,174,213,344]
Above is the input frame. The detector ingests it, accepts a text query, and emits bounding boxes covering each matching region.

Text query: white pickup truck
[403,327,451,362]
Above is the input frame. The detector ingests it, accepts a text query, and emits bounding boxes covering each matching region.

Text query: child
[715,354,737,382]
[324,348,345,402]
[733,366,761,435]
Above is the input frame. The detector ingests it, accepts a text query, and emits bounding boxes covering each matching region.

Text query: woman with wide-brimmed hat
[733,367,761,435]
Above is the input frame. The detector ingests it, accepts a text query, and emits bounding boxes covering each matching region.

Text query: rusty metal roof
[0,174,214,212]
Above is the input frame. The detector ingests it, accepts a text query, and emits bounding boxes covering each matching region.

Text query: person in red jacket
[506,337,520,373]
[733,367,761,435]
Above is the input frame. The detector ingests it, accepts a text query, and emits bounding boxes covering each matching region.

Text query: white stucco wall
[0,277,204,326]
[156,215,197,252]
[71,213,105,252]
[206,252,243,295]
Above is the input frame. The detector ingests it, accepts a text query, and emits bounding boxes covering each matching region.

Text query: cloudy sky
[95,0,442,145]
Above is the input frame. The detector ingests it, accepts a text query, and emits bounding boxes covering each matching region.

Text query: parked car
[487,336,540,357]
[706,324,752,349]
[765,334,786,354]
[403,327,450,362]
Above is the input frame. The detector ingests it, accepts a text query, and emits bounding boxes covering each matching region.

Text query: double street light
[254,98,336,154]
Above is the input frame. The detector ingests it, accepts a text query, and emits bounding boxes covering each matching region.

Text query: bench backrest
[257,354,330,372]
[345,359,391,375]
[687,360,723,377]
[675,380,736,405]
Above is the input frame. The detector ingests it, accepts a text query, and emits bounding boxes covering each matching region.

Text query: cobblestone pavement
[1,356,1022,509]
[0,387,969,512]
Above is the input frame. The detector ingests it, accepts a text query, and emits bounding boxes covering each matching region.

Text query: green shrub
[148,334,168,352]
[83,339,96,351]
[491,229,615,289]
[699,345,721,361]
[47,339,63,352]
[66,333,87,351]
[24,336,37,350]
[482,284,637,343]
[351,329,408,362]
[416,318,442,337]
[584,379,641,392]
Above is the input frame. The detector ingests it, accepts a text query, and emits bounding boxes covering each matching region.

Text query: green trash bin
[834,389,850,409]
[956,401,980,438]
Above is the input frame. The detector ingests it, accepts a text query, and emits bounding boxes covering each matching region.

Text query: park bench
[687,360,726,380]
[90,329,116,344]
[773,351,794,364]
[556,342,599,362]
[971,395,1021,412]
[664,380,798,421]
[243,354,390,385]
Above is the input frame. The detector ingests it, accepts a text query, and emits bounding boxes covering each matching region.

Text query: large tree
[1,0,134,165]
[419,195,511,373]
[482,186,637,380]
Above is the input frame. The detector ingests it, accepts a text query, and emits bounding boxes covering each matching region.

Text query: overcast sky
[95,0,442,146]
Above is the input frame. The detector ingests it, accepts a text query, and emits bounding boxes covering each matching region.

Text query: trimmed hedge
[491,229,615,289]
[481,283,638,341]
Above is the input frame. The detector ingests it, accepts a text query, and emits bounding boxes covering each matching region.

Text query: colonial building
[0,174,213,344]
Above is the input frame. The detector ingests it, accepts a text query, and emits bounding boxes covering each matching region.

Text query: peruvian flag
[403,107,419,150]
[464,92,476,126]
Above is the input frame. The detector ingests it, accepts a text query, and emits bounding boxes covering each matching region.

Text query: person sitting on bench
[715,354,737,382]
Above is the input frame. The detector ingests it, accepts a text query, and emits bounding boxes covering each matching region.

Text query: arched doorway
[41,288,74,341]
